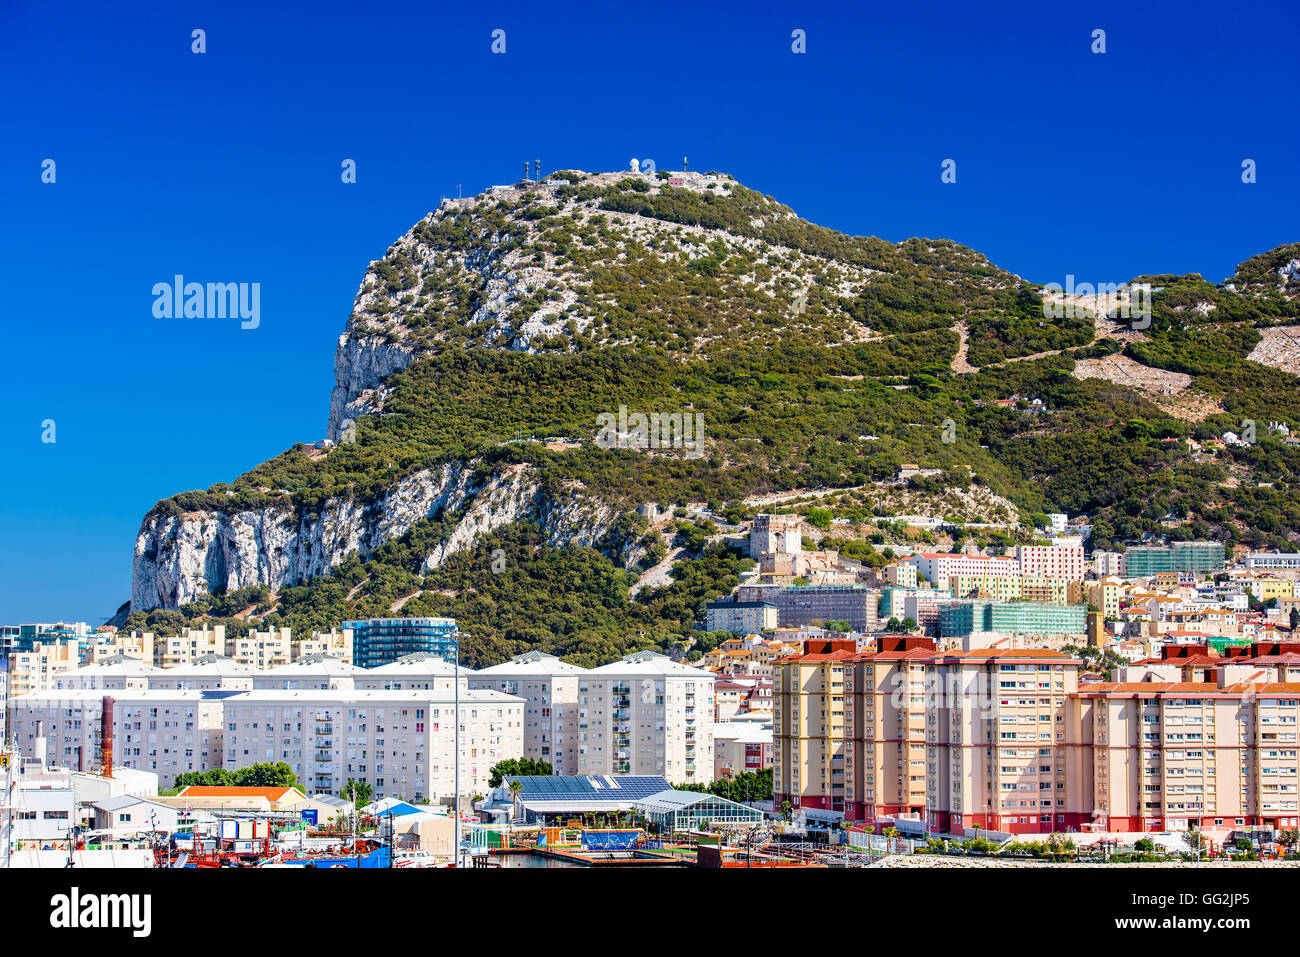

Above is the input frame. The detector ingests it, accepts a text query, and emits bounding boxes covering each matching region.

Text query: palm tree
[883,826,899,854]
[508,780,523,825]
[1182,826,1203,861]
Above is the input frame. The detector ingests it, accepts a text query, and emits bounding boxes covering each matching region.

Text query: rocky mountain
[125,168,1300,643]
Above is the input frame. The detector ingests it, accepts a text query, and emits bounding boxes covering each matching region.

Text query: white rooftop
[586,651,716,679]
[159,654,254,676]
[220,688,522,704]
[261,656,366,676]
[712,721,774,743]
[362,653,472,676]
[15,689,228,703]
[475,651,590,677]
[62,657,162,676]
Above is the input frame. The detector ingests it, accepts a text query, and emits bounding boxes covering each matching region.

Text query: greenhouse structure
[633,789,765,832]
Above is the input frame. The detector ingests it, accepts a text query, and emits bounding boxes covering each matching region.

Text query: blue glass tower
[345,617,459,669]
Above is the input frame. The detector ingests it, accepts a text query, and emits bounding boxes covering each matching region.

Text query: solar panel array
[506,775,671,801]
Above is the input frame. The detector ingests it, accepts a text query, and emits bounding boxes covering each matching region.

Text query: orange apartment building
[924,649,1082,835]
[776,637,1300,835]
[773,636,935,822]
[773,640,856,817]
[1072,677,1300,832]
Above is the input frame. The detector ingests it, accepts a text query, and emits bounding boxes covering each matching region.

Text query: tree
[780,800,793,822]
[1277,828,1299,856]
[341,779,374,808]
[1182,826,1203,860]
[488,757,554,789]
[236,761,301,790]
[806,508,832,529]
[172,762,299,792]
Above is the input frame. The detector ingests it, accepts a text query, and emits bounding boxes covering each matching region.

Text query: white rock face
[326,333,416,442]
[131,462,634,611]
[137,171,823,613]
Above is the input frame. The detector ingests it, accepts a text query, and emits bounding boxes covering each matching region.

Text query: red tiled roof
[935,648,1079,662]
[1079,681,1300,697]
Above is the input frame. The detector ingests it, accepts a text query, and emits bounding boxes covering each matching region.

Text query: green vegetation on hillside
[131,171,1300,667]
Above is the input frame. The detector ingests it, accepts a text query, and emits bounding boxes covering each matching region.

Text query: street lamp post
[454,629,462,868]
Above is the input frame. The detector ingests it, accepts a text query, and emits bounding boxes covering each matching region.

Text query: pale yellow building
[155,626,225,669]
[10,638,80,696]
[949,575,1071,604]
[227,627,293,670]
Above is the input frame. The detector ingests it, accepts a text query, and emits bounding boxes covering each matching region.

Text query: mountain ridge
[122,168,1300,654]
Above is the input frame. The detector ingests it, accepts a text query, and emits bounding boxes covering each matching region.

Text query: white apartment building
[576,652,714,785]
[221,689,523,804]
[251,656,365,691]
[907,553,1022,584]
[1244,552,1300,573]
[713,720,773,780]
[469,651,589,774]
[1094,551,1127,577]
[2,763,76,846]
[52,656,161,691]
[12,690,226,788]
[1016,544,1086,581]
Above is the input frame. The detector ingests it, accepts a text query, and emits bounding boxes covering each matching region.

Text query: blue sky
[1,0,1296,624]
